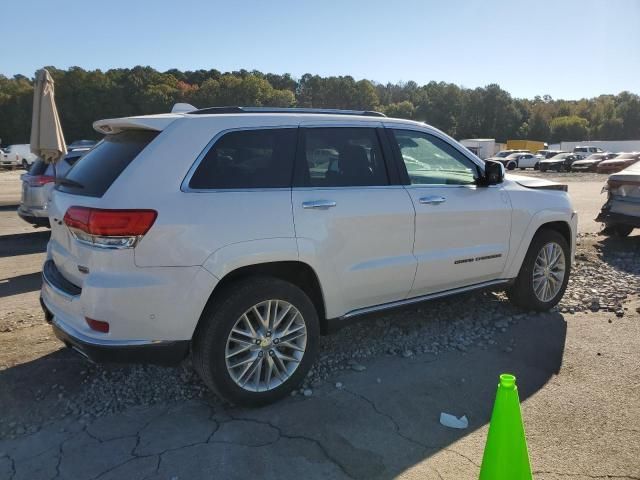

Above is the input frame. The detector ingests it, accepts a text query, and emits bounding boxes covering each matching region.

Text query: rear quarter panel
[102,116,301,268]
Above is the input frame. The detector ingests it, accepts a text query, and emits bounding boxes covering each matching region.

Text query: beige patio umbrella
[30,69,66,173]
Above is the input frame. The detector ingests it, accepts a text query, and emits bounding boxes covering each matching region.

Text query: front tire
[192,276,320,406]
[508,229,570,311]
[22,159,29,170]
[507,161,516,171]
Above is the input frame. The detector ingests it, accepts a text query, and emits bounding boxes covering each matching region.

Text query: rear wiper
[55,177,84,189]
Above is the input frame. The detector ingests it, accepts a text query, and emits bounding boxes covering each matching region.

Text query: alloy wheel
[532,242,566,302]
[225,299,307,392]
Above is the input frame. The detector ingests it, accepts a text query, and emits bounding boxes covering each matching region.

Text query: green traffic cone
[479,374,532,480]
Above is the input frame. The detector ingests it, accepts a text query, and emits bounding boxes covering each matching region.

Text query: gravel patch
[1,233,638,437]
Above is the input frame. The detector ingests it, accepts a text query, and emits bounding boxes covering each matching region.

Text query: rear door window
[296,127,389,187]
[56,130,158,197]
[188,128,297,189]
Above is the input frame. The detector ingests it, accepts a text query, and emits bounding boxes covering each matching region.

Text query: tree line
[1,65,639,145]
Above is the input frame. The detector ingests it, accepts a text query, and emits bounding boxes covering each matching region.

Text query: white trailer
[549,140,640,153]
[460,139,497,159]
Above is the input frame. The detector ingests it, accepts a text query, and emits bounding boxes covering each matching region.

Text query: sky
[1,0,639,100]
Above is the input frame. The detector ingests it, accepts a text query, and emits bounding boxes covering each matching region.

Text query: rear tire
[192,276,320,406]
[22,159,28,170]
[508,229,570,311]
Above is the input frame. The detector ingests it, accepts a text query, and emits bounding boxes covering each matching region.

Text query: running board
[338,279,512,322]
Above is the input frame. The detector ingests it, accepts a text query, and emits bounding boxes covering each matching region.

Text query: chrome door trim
[419,195,446,205]
[338,279,512,320]
[302,200,337,209]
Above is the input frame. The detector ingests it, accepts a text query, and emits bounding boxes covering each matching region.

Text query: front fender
[503,209,577,279]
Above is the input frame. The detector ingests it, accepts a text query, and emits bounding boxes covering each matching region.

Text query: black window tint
[189,128,296,189]
[57,130,158,197]
[299,128,388,187]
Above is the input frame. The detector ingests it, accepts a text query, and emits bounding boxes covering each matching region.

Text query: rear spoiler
[93,114,181,135]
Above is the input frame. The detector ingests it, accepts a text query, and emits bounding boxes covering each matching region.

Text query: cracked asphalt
[1,170,640,479]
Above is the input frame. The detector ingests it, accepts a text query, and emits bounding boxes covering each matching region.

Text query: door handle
[419,195,446,205]
[302,200,337,210]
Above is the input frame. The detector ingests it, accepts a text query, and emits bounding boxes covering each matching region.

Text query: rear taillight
[63,207,157,249]
[26,175,55,187]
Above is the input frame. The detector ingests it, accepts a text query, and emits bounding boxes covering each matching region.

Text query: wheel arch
[195,260,328,339]
[504,212,576,279]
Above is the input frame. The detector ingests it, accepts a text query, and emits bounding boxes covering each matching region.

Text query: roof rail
[187,106,386,117]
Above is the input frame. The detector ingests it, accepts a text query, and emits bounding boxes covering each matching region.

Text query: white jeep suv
[41,107,577,406]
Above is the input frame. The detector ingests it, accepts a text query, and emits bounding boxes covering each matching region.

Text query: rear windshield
[28,159,48,176]
[56,130,158,197]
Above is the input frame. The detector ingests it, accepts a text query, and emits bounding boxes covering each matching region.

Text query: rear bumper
[596,210,640,228]
[18,205,50,227]
[41,260,191,365]
[41,297,189,365]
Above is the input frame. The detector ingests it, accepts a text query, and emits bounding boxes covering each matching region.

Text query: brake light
[26,175,55,187]
[85,317,109,333]
[64,207,157,248]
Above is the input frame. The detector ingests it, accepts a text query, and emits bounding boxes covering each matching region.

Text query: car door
[292,124,416,318]
[386,126,512,296]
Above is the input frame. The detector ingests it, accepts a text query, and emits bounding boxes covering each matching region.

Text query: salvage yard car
[596,152,640,174]
[18,149,90,227]
[539,152,584,172]
[596,160,640,236]
[499,152,538,171]
[40,107,577,406]
[486,149,529,162]
[571,153,616,172]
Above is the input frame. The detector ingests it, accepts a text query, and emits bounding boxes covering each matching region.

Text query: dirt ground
[1,169,639,479]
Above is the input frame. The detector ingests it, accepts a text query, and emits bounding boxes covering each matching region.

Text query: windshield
[494,151,513,157]
[615,153,636,159]
[585,154,605,160]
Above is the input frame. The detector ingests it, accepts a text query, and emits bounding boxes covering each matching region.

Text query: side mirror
[479,160,504,186]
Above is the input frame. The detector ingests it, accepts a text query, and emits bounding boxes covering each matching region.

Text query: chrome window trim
[180,125,299,193]
[292,185,406,192]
